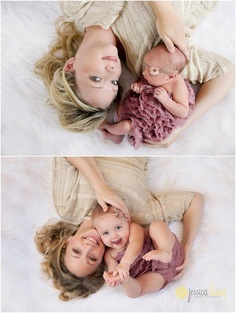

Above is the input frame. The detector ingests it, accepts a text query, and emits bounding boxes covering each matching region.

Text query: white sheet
[1,1,235,155]
[1,156,235,311]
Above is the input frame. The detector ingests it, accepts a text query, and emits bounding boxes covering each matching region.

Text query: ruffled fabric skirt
[120,79,195,149]
[116,228,184,285]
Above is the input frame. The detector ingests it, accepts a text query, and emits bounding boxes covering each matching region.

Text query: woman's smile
[103,56,118,62]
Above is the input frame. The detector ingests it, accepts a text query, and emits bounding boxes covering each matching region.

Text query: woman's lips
[84,235,99,245]
[103,56,118,62]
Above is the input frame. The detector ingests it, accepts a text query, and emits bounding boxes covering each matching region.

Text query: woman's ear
[64,57,75,72]
[63,236,72,248]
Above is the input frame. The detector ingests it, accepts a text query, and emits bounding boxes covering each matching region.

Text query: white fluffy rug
[1,156,235,312]
[1,1,235,156]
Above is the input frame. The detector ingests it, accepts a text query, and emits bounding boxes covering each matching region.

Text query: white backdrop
[1,1,235,155]
[1,156,235,311]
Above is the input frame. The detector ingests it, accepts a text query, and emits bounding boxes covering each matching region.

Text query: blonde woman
[35,157,204,300]
[35,1,234,146]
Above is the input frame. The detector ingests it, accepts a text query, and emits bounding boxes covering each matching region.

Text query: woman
[35,157,204,300]
[35,1,234,146]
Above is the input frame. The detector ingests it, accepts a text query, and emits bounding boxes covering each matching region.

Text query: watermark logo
[175,284,226,302]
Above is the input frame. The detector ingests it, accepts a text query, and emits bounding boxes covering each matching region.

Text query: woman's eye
[72,249,81,254]
[89,256,97,262]
[112,80,118,86]
[90,76,102,82]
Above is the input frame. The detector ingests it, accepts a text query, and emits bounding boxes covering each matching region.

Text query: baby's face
[142,51,171,86]
[142,62,169,86]
[95,214,130,249]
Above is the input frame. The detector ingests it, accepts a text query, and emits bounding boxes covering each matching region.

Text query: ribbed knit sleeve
[60,1,125,31]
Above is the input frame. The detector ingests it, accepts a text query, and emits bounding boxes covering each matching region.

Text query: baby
[100,42,195,149]
[91,205,184,298]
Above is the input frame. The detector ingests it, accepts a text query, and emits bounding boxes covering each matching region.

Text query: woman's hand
[66,157,130,218]
[149,1,189,60]
[174,245,191,280]
[95,184,130,218]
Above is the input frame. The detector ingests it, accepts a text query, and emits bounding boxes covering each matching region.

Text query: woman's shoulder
[60,1,125,31]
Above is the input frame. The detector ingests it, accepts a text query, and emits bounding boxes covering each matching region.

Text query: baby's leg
[100,129,124,144]
[100,120,132,144]
[143,220,175,263]
[105,120,132,135]
[121,272,165,298]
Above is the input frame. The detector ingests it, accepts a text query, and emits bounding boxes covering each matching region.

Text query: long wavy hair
[35,17,119,132]
[34,220,105,301]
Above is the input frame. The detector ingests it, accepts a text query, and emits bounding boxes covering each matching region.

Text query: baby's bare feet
[100,130,124,144]
[143,249,172,263]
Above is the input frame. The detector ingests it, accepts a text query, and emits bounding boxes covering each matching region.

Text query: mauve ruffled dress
[115,228,184,287]
[120,77,195,149]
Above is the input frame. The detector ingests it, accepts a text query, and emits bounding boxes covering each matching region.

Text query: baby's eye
[116,226,122,230]
[102,231,109,236]
[90,76,102,82]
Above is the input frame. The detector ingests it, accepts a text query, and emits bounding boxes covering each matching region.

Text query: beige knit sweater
[60,1,233,84]
[52,157,195,226]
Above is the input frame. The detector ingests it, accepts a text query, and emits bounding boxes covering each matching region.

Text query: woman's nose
[84,241,95,250]
[105,65,115,72]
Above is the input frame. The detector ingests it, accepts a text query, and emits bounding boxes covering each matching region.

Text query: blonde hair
[34,17,114,132]
[34,220,105,301]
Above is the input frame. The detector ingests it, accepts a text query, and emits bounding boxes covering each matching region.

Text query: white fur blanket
[1,1,235,155]
[1,156,235,312]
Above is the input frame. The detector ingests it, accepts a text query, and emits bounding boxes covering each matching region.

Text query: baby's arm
[113,223,144,281]
[154,78,189,118]
[131,81,144,94]
[103,249,120,287]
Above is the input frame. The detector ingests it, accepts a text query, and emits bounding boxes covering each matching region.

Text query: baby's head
[91,204,130,249]
[143,42,187,85]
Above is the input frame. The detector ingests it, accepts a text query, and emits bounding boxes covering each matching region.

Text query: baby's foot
[100,130,124,144]
[143,249,172,263]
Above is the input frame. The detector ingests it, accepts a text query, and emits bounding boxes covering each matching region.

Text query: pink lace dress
[115,228,184,287]
[120,77,195,149]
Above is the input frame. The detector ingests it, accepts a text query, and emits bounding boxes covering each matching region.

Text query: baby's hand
[153,87,169,103]
[113,262,130,281]
[103,271,120,287]
[131,82,143,94]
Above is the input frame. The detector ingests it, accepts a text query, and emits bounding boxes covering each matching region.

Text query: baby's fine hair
[34,220,105,301]
[34,17,116,132]
[91,204,124,227]
[151,42,187,74]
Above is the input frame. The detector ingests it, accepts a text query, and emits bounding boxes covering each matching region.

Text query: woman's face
[66,39,122,109]
[64,224,105,277]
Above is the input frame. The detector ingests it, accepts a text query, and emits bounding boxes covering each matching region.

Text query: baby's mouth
[113,238,122,245]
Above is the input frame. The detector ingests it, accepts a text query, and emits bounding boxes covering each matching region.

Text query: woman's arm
[174,192,204,280]
[148,1,189,59]
[66,157,130,217]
